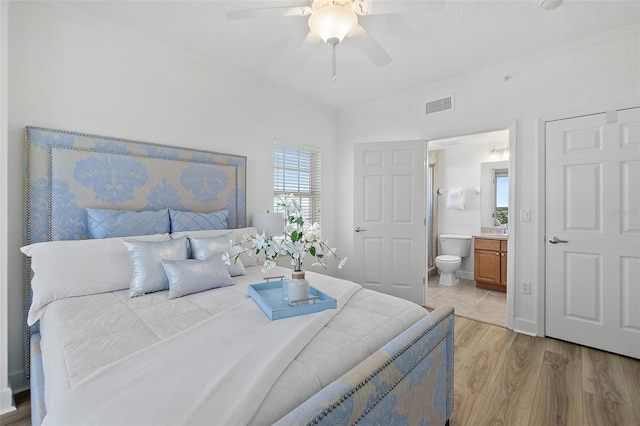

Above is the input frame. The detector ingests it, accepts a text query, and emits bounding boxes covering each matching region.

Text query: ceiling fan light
[308,4,358,44]
[540,0,563,10]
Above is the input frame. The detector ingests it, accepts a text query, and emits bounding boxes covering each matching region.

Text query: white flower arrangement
[225,194,347,273]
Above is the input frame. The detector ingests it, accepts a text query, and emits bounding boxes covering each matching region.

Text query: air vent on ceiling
[425,95,454,116]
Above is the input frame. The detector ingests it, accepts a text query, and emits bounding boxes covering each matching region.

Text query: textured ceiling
[56,0,640,110]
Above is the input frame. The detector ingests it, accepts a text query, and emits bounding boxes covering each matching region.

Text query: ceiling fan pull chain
[331,42,337,83]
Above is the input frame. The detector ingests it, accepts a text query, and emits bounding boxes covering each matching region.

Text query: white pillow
[171,227,259,267]
[162,256,234,299]
[188,235,246,277]
[169,229,231,240]
[125,236,189,298]
[21,233,170,325]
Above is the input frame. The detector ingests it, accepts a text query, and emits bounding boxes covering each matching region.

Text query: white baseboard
[8,370,28,394]
[513,318,539,336]
[0,385,15,415]
[456,270,474,281]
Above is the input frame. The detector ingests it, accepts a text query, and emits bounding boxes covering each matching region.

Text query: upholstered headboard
[24,126,247,374]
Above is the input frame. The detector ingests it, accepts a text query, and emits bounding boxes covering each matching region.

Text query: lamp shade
[253,213,284,237]
[308,4,358,44]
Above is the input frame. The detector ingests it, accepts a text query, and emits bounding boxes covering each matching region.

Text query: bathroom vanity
[473,236,508,292]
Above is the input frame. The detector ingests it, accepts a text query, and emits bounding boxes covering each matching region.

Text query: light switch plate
[520,209,531,222]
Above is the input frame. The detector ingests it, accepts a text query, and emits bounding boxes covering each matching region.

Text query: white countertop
[474,234,509,240]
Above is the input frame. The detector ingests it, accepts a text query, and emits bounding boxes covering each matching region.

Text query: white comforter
[42,271,360,426]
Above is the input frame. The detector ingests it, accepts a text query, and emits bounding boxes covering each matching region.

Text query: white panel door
[546,107,640,359]
[353,141,426,305]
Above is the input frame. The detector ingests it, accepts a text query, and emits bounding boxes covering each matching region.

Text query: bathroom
[426,129,510,327]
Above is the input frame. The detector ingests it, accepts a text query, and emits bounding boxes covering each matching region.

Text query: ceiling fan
[226,0,445,81]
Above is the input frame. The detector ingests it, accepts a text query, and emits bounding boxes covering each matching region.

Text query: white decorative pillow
[188,235,246,277]
[125,236,189,298]
[161,256,234,299]
[169,229,232,240]
[20,233,170,325]
[171,227,259,267]
[233,227,261,267]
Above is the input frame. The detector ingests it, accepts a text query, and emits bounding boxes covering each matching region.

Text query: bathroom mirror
[481,161,509,228]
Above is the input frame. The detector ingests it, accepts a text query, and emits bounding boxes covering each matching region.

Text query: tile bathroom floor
[426,276,507,328]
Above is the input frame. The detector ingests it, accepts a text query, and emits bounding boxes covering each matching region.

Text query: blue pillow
[169,209,229,233]
[87,208,170,239]
[124,236,189,298]
[188,235,246,277]
[162,256,234,299]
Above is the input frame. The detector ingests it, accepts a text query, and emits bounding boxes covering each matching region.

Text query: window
[494,169,509,225]
[273,145,321,224]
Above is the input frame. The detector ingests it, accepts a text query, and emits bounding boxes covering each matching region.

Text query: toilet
[435,235,472,286]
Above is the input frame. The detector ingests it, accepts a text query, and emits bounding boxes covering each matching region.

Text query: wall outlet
[521,281,532,295]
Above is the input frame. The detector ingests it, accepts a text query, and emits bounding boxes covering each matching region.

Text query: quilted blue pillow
[169,209,229,233]
[87,208,170,239]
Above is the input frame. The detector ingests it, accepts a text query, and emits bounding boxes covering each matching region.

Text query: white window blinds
[273,145,321,224]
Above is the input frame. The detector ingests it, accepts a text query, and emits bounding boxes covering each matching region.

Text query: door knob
[549,236,569,244]
[354,227,367,232]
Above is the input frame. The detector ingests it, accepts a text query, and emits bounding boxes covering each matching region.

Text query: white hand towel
[447,188,465,210]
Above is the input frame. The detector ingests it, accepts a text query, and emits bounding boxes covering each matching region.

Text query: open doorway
[425,129,512,328]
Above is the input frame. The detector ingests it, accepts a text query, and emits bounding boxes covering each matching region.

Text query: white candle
[288,279,309,305]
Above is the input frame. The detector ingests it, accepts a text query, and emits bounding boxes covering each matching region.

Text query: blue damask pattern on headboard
[23,126,247,375]
[25,127,246,244]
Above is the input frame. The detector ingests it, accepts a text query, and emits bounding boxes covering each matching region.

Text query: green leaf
[309,246,316,256]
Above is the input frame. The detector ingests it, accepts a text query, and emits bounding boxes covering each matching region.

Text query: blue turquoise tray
[248,281,337,320]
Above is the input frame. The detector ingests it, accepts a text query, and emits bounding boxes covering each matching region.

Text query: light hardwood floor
[0,390,30,426]
[2,317,638,426]
[453,316,640,426]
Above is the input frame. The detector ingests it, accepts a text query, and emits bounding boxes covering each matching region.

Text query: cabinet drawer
[474,238,501,251]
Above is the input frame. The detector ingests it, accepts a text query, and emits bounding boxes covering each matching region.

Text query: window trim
[273,145,321,224]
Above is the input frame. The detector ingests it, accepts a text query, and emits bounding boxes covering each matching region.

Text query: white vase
[288,270,309,305]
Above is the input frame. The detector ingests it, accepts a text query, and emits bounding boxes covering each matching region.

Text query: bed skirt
[30,332,46,426]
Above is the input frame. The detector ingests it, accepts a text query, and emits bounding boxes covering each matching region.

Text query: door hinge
[423,277,426,286]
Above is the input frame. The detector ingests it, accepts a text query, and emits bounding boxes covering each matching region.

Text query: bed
[22,127,454,425]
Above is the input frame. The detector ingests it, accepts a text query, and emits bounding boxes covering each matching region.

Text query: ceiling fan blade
[354,0,445,16]
[347,25,392,67]
[226,6,312,20]
[290,32,322,70]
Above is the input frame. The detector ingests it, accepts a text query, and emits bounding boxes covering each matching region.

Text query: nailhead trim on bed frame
[23,126,247,379]
[307,312,453,425]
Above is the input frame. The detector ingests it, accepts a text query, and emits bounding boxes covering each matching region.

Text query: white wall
[5,2,339,389]
[336,26,640,335]
[436,141,496,277]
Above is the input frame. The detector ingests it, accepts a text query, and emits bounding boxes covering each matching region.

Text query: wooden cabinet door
[474,249,501,285]
[500,252,507,285]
